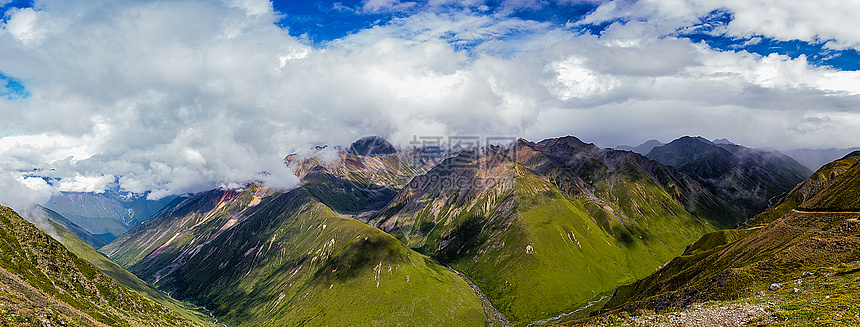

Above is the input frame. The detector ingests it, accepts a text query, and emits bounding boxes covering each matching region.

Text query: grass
[0,205,203,326]
[102,186,485,327]
[762,263,860,326]
[371,150,727,326]
[47,217,212,324]
[571,261,860,326]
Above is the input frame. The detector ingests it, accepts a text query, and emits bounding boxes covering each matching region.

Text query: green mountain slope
[101,185,486,326]
[601,154,860,313]
[30,209,212,324]
[367,137,743,325]
[0,205,203,326]
[743,154,860,227]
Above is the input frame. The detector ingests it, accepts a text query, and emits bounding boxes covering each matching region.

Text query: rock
[348,136,397,156]
[792,288,802,293]
[801,271,814,277]
[769,283,782,290]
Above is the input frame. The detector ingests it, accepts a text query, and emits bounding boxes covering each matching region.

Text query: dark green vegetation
[0,205,203,326]
[102,184,485,326]
[44,191,175,243]
[599,154,860,315]
[367,137,744,325]
[646,136,812,218]
[38,210,212,324]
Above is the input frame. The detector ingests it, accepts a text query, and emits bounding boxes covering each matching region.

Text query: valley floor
[566,261,860,327]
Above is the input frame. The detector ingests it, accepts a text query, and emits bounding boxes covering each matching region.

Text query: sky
[1,0,860,209]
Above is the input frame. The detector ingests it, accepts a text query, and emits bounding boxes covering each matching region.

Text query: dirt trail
[791,209,860,214]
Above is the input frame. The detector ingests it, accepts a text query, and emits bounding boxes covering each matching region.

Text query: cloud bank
[1,0,859,209]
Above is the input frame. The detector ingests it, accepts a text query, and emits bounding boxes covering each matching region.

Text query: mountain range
[7,133,851,326]
[96,135,779,326]
[643,136,811,219]
[621,138,858,171]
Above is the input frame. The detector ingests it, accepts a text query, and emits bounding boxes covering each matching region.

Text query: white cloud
[57,174,115,193]
[547,56,619,100]
[581,0,860,50]
[0,172,55,211]
[3,8,47,45]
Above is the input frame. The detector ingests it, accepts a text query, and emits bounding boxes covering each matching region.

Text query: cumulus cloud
[581,0,860,50]
[1,0,859,209]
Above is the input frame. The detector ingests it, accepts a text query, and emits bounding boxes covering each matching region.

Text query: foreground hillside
[23,207,212,324]
[593,153,860,317]
[572,261,860,326]
[101,185,486,326]
[0,205,203,326]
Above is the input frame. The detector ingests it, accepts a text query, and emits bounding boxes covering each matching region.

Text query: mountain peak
[674,135,713,145]
[348,136,396,156]
[712,138,736,145]
[536,135,599,156]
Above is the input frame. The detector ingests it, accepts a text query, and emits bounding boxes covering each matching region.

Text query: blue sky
[267,1,860,70]
[1,0,859,206]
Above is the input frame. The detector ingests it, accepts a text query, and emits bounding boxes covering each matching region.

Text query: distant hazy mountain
[614,139,664,154]
[603,153,860,312]
[30,205,107,248]
[784,147,860,171]
[0,205,205,326]
[645,136,811,218]
[44,191,175,243]
[711,138,736,145]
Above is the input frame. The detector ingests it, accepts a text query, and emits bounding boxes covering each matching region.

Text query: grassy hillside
[743,155,860,227]
[36,210,212,324]
[571,261,860,326]
[369,139,738,325]
[103,185,486,326]
[0,205,203,326]
[599,155,860,314]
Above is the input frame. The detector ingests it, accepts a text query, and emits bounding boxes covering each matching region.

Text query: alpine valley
[6,135,855,326]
